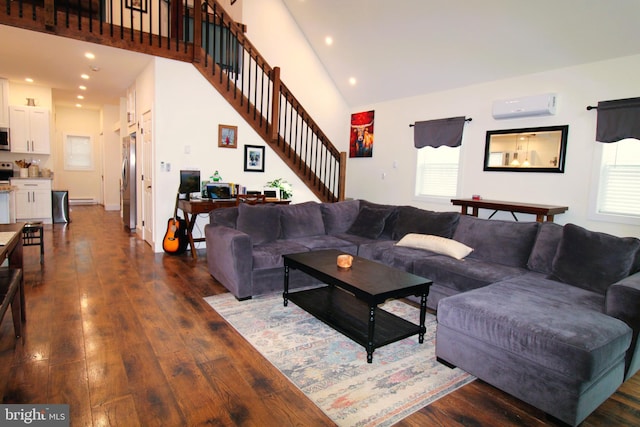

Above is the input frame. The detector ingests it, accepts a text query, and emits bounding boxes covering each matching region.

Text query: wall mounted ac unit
[492,93,557,119]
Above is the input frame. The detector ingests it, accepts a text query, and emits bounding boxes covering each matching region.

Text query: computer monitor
[179,170,201,200]
[206,183,233,200]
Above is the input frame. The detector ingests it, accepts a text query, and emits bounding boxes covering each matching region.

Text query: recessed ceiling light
[25,78,34,83]
[85,52,95,59]
[77,95,84,100]
[81,74,90,80]
[349,77,357,86]
[79,85,87,90]
[325,36,333,46]
[75,104,82,108]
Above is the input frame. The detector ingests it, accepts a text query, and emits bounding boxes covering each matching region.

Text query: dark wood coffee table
[283,249,432,363]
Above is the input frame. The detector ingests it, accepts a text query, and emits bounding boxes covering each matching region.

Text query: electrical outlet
[166,163,171,172]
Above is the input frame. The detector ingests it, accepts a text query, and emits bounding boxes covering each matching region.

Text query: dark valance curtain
[596,97,640,143]
[413,116,467,148]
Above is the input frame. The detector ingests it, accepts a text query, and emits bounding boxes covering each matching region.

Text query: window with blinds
[596,138,640,218]
[415,146,460,198]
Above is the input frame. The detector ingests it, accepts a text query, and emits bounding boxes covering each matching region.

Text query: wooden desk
[178,199,290,259]
[451,198,568,223]
[0,223,26,329]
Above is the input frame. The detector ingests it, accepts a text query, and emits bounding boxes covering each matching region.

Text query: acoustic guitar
[163,194,188,255]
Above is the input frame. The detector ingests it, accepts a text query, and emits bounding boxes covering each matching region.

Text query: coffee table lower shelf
[287,286,421,361]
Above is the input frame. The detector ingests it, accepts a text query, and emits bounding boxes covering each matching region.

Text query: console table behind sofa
[451,198,568,222]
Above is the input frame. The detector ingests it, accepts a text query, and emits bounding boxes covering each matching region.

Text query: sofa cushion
[320,199,360,234]
[236,203,281,245]
[437,277,631,381]
[413,255,527,294]
[550,223,640,294]
[396,233,473,260]
[452,215,538,268]
[280,201,325,239]
[347,205,392,239]
[392,206,460,240]
[341,237,394,259]
[374,244,441,272]
[209,206,238,228]
[252,240,310,270]
[287,235,357,254]
[527,222,563,275]
[359,200,398,238]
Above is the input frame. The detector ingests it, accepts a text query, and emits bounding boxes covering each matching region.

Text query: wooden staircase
[0,0,346,202]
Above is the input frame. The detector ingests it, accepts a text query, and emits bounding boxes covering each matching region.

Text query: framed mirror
[483,125,568,173]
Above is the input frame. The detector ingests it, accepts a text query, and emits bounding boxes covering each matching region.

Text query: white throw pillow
[395,233,473,260]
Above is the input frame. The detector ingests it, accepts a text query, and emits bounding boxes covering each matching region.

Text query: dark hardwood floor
[0,205,637,426]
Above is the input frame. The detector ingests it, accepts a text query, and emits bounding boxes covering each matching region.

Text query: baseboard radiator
[69,198,98,205]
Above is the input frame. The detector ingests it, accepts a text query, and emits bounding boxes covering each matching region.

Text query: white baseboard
[69,198,97,205]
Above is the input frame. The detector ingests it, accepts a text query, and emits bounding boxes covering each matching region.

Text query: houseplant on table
[265,178,293,200]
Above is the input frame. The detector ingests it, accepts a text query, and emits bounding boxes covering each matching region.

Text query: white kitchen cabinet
[9,106,51,154]
[11,179,52,223]
[0,79,8,128]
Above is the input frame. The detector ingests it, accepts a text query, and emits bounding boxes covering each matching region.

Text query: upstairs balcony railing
[1,0,346,202]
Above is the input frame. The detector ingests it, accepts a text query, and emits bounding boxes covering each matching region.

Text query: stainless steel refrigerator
[122,134,136,231]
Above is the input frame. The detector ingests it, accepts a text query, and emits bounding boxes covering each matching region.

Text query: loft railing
[0,0,346,202]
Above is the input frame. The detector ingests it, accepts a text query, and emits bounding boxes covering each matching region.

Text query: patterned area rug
[205,291,474,426]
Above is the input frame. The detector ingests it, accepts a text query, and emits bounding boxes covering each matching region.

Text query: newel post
[270,67,281,143]
[339,151,347,201]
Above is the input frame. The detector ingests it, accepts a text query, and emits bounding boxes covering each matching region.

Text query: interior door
[142,110,153,246]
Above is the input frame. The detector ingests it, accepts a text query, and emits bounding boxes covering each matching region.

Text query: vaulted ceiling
[1,1,640,109]
[282,0,640,106]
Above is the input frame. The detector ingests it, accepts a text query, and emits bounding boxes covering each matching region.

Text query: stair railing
[0,0,346,202]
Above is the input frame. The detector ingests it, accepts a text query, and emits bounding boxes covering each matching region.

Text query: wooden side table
[451,198,568,223]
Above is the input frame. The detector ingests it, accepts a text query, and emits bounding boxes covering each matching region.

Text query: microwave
[0,129,8,151]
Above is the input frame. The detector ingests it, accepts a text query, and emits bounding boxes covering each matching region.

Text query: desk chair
[235,194,266,205]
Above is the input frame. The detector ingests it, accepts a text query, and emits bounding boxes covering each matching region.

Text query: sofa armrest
[204,224,253,299]
[606,271,640,380]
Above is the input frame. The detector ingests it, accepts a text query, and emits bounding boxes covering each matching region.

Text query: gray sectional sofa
[204,199,640,426]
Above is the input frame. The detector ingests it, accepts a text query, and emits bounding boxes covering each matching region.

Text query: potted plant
[265,178,293,200]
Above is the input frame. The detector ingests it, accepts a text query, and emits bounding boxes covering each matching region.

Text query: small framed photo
[126,0,147,12]
[218,124,238,148]
[244,145,265,172]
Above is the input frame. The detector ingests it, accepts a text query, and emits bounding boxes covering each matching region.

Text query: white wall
[101,104,121,210]
[243,0,350,152]
[346,54,640,238]
[53,107,103,202]
[150,56,343,252]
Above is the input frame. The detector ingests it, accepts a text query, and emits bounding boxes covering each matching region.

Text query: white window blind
[415,146,460,198]
[64,134,94,171]
[597,139,640,218]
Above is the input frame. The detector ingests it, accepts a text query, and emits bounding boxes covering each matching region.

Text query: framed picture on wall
[244,145,265,172]
[126,0,148,13]
[218,124,238,148]
[350,110,375,158]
